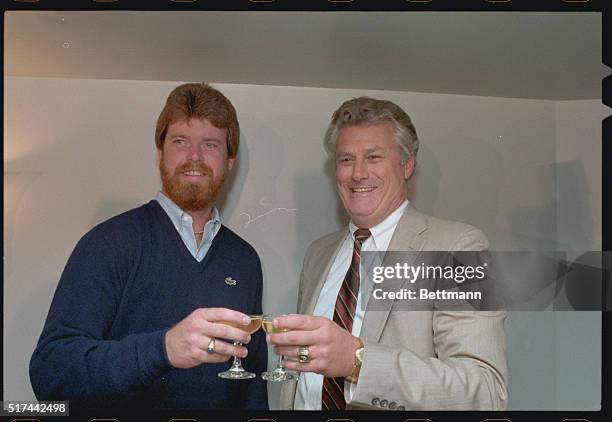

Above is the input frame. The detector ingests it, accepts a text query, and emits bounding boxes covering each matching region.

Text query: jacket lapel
[299,228,349,315]
[283,207,428,409]
[282,229,348,410]
[361,206,429,343]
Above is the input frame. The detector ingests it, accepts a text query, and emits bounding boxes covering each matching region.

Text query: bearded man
[29,83,268,411]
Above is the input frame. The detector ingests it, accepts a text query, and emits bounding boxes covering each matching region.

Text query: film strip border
[602,4,611,422]
[1,0,606,12]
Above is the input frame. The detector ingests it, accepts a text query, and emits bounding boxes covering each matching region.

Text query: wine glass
[261,315,299,382]
[217,314,262,380]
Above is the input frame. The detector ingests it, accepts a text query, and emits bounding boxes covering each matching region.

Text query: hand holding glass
[261,315,299,382]
[217,315,262,380]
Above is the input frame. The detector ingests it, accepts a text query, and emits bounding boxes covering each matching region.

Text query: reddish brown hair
[155,83,240,157]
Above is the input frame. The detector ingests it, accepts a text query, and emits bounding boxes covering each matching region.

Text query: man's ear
[157,148,162,163]
[403,155,416,180]
[228,156,236,172]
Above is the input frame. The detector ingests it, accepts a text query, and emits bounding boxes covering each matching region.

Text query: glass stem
[230,341,244,371]
[277,354,285,371]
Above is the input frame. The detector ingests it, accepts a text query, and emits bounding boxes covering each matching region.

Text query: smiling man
[30,83,268,411]
[270,97,508,410]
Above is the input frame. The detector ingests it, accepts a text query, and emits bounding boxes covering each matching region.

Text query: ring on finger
[297,345,311,363]
[207,338,216,353]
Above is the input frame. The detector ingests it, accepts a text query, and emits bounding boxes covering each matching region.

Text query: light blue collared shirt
[155,191,222,262]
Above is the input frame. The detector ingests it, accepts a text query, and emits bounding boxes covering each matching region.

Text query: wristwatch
[346,338,364,383]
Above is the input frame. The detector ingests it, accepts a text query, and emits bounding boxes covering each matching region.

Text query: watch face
[356,347,365,362]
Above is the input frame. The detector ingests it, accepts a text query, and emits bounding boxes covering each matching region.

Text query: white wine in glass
[218,315,262,380]
[261,318,289,334]
[217,318,262,334]
[261,315,299,382]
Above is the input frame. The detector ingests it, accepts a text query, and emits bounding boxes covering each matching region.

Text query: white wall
[552,100,607,409]
[501,100,606,410]
[3,76,603,409]
[555,100,604,252]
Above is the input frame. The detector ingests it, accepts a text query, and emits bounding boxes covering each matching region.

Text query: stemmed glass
[261,315,299,382]
[218,314,262,380]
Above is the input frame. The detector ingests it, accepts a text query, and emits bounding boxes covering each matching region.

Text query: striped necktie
[321,228,372,410]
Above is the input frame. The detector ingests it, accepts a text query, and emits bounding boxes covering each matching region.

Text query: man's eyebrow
[336,146,387,155]
[167,133,222,142]
[167,131,188,138]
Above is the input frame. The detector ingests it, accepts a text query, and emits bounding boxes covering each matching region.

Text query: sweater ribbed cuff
[137,329,173,385]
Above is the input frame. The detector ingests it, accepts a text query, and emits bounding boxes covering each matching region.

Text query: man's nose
[188,142,203,160]
[352,159,368,180]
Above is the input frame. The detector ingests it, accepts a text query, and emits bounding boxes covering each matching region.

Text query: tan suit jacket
[279,206,508,410]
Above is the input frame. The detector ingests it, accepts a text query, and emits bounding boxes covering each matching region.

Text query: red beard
[159,160,226,212]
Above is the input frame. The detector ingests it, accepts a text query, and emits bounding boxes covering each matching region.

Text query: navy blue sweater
[30,201,268,411]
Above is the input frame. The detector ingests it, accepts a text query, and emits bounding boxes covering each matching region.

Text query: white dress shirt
[294,200,409,410]
[155,191,221,262]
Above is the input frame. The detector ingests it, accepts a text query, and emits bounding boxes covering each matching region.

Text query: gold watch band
[346,339,364,383]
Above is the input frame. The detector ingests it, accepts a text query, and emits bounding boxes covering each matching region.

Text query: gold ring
[297,345,311,363]
[207,338,216,353]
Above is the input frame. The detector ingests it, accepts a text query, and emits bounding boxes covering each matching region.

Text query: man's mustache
[174,162,213,177]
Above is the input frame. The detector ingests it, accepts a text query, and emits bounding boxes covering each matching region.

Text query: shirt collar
[155,191,221,232]
[349,200,409,249]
